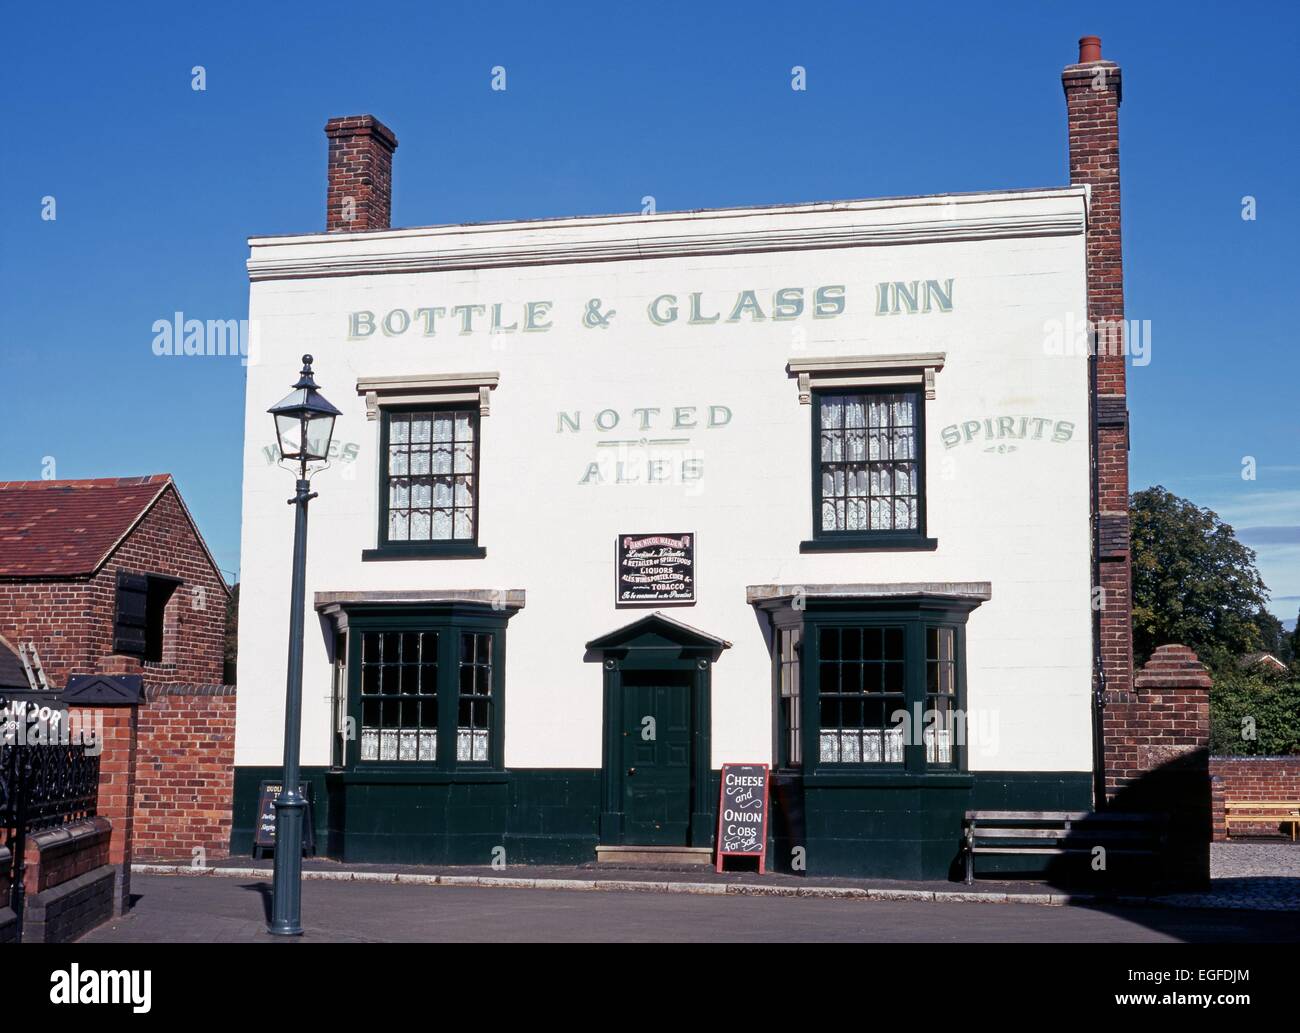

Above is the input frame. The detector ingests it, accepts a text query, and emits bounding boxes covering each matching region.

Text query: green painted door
[620,670,692,845]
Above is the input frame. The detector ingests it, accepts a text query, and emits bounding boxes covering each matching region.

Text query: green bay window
[817,626,907,764]
[760,587,985,776]
[326,596,522,772]
[359,630,441,762]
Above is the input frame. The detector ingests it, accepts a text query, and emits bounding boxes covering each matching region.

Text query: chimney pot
[1078,35,1103,64]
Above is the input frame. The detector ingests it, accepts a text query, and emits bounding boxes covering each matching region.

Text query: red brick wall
[1210,756,1300,841]
[85,487,228,685]
[1064,56,1127,394]
[0,579,96,687]
[1103,644,1212,887]
[0,485,228,688]
[66,704,138,915]
[1063,44,1134,702]
[325,114,398,232]
[1103,645,1212,795]
[134,685,237,861]
[23,817,112,894]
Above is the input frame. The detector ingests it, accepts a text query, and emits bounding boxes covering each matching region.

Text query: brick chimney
[324,115,398,232]
[1063,37,1134,704]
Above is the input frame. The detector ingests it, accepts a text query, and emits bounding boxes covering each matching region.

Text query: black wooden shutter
[113,572,149,657]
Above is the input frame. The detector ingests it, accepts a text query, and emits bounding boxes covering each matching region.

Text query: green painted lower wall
[232,767,601,865]
[770,771,1093,880]
[231,767,335,857]
[231,766,1091,880]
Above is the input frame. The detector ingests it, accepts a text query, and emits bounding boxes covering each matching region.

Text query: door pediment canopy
[586,612,731,661]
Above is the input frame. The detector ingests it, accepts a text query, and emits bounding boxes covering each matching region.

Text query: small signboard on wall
[715,763,769,873]
[616,532,695,606]
[253,781,315,858]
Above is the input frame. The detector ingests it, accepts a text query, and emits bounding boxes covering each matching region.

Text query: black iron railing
[19,743,100,831]
[1,742,101,937]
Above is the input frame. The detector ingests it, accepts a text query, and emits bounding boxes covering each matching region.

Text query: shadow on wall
[1106,747,1212,890]
[948,750,1213,894]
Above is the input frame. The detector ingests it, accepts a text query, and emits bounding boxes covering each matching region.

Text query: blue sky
[2,1,1297,620]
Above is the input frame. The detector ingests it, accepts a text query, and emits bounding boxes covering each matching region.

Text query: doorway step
[595,845,713,867]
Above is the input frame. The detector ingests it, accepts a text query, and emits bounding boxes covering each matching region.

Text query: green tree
[1209,665,1300,755]
[1253,609,1294,664]
[1130,486,1270,669]
[224,582,239,684]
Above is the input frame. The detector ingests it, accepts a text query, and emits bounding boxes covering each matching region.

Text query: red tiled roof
[0,475,173,577]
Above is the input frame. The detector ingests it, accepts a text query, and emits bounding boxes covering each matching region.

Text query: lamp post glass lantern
[265,354,339,936]
[269,353,343,468]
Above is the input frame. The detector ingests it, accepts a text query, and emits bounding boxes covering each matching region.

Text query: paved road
[81,874,1300,943]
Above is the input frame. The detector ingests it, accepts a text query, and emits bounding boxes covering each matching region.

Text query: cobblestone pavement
[1151,842,1300,912]
[1212,841,1300,878]
[82,873,1300,943]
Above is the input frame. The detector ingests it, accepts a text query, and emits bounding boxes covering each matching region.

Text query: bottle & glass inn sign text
[345,279,955,338]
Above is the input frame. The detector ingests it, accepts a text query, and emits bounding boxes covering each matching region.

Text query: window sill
[328,769,507,785]
[800,536,938,553]
[801,771,973,788]
[362,543,487,561]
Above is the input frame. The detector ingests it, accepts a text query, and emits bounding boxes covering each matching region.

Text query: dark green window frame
[801,385,937,553]
[816,624,908,765]
[924,625,959,769]
[342,606,508,772]
[768,598,973,776]
[774,626,803,769]
[364,403,486,561]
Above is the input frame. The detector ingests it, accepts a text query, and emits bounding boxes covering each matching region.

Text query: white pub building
[235,37,1136,878]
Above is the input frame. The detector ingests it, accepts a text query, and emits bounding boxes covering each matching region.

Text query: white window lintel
[356,372,500,419]
[787,353,945,403]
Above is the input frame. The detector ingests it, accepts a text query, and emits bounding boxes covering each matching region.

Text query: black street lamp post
[266,354,341,936]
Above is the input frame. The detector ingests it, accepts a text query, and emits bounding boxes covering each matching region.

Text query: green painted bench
[963,810,1167,885]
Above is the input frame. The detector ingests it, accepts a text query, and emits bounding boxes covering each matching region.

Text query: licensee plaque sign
[615,532,695,606]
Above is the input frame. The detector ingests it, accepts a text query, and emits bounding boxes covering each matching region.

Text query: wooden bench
[1224,801,1300,841]
[963,810,1167,885]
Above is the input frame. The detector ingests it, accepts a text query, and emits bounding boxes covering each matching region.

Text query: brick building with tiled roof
[0,475,237,864]
[0,475,228,685]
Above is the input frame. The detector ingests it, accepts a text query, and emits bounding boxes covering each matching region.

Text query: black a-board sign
[715,762,769,873]
[252,781,315,858]
[616,532,695,606]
